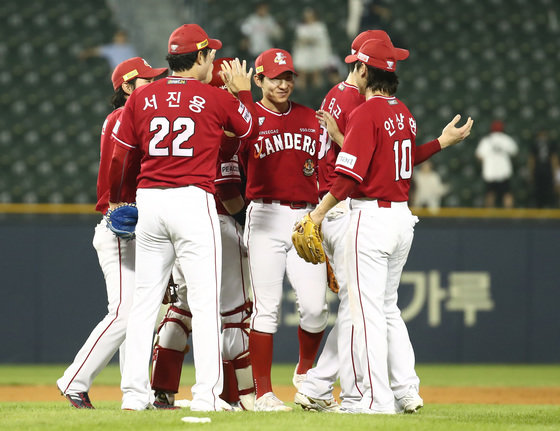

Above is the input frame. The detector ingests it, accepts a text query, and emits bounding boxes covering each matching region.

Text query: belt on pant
[260,198,310,209]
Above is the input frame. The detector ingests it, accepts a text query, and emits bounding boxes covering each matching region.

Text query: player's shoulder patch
[259,116,266,126]
[388,99,399,105]
[338,83,345,91]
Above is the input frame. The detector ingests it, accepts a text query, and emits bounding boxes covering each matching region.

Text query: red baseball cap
[255,48,297,78]
[111,57,168,90]
[345,38,409,72]
[168,24,222,55]
[347,30,409,60]
[208,57,234,88]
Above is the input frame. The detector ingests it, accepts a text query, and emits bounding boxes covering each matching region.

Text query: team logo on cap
[170,44,179,52]
[386,60,395,70]
[274,52,287,65]
[303,159,315,177]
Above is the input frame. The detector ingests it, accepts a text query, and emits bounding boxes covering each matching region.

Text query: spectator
[79,30,138,70]
[292,7,333,89]
[528,130,559,208]
[475,120,518,208]
[240,2,283,63]
[412,160,449,211]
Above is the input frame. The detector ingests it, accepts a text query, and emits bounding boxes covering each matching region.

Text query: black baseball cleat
[153,401,181,410]
[65,392,95,409]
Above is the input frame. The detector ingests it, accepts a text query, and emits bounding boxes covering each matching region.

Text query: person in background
[528,129,559,208]
[79,29,138,70]
[475,120,518,208]
[411,160,449,212]
[292,7,333,89]
[240,2,283,63]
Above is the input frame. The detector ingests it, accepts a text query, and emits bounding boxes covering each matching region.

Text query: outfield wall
[1,208,559,363]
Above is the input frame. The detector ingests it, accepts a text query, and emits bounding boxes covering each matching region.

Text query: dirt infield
[2,385,560,405]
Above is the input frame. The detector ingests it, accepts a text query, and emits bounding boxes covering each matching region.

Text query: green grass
[1,364,560,430]
[0,403,559,431]
[1,363,559,387]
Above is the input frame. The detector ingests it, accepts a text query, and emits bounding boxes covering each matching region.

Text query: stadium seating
[0,0,556,207]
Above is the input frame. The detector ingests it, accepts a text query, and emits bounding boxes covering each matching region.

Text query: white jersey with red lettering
[112,76,256,411]
[335,95,420,413]
[57,107,139,401]
[240,100,328,340]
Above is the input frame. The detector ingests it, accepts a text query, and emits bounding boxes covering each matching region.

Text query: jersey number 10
[393,139,412,181]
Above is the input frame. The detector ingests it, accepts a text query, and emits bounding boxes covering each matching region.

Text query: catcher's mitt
[325,256,339,294]
[292,213,325,264]
[105,203,138,240]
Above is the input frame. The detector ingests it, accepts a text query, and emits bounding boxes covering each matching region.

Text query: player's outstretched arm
[437,114,474,149]
[220,58,253,96]
[316,110,344,147]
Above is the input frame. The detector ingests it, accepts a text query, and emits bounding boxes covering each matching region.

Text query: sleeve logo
[336,152,357,169]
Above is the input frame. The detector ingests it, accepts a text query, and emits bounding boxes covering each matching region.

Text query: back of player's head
[254,48,296,79]
[111,57,167,90]
[347,30,408,74]
[110,57,167,108]
[345,39,406,94]
[166,24,222,72]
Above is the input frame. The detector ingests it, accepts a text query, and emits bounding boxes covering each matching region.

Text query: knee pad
[151,306,192,393]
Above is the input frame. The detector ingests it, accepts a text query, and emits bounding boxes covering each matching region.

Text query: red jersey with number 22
[112,76,254,193]
[335,95,416,201]
[242,101,320,204]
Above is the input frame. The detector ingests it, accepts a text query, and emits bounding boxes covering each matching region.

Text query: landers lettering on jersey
[253,132,316,159]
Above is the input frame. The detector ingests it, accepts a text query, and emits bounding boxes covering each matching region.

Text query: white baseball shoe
[292,365,307,391]
[294,392,340,412]
[254,392,292,412]
[190,397,233,412]
[395,386,423,413]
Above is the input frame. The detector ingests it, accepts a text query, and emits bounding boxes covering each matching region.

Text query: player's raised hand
[316,109,344,146]
[438,114,474,149]
[220,58,253,96]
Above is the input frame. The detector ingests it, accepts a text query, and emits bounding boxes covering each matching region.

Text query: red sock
[296,326,325,374]
[249,330,273,397]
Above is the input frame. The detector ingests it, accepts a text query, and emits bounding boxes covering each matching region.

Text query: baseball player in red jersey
[149,58,255,411]
[238,48,328,411]
[56,58,166,409]
[296,30,464,413]
[108,24,258,411]
[297,38,473,414]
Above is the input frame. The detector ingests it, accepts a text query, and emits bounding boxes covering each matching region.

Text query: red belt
[377,199,391,208]
[261,198,309,209]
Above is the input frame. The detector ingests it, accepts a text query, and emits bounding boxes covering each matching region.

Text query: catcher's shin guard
[151,306,192,394]
[233,351,255,411]
[221,300,255,410]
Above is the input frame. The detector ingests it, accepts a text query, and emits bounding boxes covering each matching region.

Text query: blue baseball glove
[105,203,138,240]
